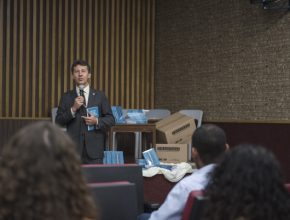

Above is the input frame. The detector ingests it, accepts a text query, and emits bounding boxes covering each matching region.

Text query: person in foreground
[0,121,98,220]
[56,59,115,164]
[202,144,290,220]
[139,124,229,220]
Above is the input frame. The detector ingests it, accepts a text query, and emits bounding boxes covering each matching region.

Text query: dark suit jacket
[55,88,115,159]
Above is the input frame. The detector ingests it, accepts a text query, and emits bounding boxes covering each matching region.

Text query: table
[143,174,176,204]
[109,124,156,159]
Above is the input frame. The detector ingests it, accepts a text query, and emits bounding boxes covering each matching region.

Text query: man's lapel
[87,88,97,108]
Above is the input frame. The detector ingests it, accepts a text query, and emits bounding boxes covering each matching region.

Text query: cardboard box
[156,112,196,144]
[179,135,193,161]
[156,144,188,163]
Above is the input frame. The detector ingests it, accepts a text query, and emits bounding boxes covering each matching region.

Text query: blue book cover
[116,151,124,164]
[87,106,99,131]
[126,109,148,124]
[111,151,117,164]
[142,149,173,170]
[106,151,112,164]
[111,106,125,124]
[103,151,108,164]
[143,148,160,166]
[103,151,124,164]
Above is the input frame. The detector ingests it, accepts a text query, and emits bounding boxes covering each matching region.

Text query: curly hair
[0,121,98,220]
[202,144,290,220]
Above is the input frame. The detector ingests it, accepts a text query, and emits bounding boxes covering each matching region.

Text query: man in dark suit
[56,60,115,164]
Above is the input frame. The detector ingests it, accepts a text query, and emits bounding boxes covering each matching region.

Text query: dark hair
[203,144,290,220]
[192,124,227,164]
[71,60,91,73]
[0,122,98,220]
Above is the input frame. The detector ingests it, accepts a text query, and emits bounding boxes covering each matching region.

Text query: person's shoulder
[176,164,215,190]
[187,164,215,179]
[90,88,107,97]
[91,88,103,94]
[62,89,75,97]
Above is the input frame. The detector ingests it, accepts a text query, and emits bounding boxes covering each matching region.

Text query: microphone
[79,85,85,97]
[79,85,86,107]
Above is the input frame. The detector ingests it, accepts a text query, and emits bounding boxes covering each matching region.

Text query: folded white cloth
[142,162,196,182]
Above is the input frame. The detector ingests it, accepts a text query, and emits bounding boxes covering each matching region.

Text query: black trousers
[81,144,103,164]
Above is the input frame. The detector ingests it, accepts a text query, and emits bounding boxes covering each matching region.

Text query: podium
[109,124,156,159]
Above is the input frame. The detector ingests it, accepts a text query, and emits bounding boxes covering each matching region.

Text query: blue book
[111,151,124,164]
[103,151,108,164]
[103,151,124,164]
[106,151,112,164]
[142,148,173,170]
[111,151,117,164]
[143,148,160,166]
[87,106,99,131]
[127,109,148,124]
[111,106,125,124]
[116,151,124,164]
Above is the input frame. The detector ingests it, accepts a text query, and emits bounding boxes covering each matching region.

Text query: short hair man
[140,124,228,220]
[56,60,115,164]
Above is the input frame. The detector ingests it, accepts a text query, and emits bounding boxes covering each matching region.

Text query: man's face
[72,65,91,86]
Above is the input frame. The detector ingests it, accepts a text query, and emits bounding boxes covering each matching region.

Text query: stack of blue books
[103,151,124,164]
[111,106,125,124]
[142,148,172,170]
[126,109,148,124]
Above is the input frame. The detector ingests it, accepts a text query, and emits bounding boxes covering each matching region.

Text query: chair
[51,107,58,124]
[181,190,207,220]
[179,109,203,127]
[145,109,171,122]
[121,108,170,122]
[82,164,144,214]
[51,107,66,131]
[88,181,138,220]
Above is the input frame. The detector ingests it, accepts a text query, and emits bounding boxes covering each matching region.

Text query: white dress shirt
[149,164,215,220]
[76,85,89,106]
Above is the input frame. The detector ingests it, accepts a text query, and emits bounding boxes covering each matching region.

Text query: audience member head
[203,144,290,220]
[0,121,98,220]
[191,124,228,167]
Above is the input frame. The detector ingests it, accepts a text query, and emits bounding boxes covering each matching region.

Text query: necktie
[80,89,86,106]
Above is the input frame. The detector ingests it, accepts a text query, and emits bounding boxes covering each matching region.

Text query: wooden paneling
[0,118,50,148]
[0,0,155,118]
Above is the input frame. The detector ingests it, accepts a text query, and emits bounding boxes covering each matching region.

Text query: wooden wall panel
[0,0,155,118]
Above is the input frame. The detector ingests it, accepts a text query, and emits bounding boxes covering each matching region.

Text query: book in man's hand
[87,106,99,131]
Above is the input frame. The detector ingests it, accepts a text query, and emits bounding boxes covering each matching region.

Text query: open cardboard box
[156,112,196,144]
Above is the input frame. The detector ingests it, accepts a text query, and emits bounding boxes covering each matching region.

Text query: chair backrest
[88,181,138,220]
[179,110,203,127]
[51,107,58,124]
[82,164,144,214]
[121,109,171,123]
[182,190,207,220]
[145,109,171,121]
[51,107,67,131]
